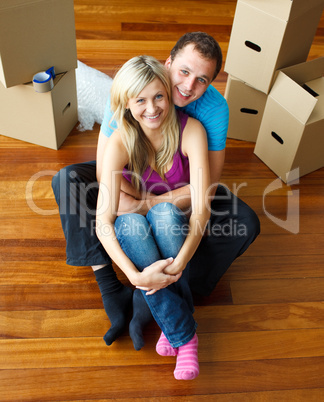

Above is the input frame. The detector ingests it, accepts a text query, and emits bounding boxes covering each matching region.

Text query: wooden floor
[1,1,324,400]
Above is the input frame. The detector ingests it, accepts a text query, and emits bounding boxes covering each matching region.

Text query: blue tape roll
[33,67,55,92]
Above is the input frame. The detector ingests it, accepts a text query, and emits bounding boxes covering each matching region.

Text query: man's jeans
[115,202,196,348]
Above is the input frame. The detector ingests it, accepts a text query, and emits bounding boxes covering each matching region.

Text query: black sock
[129,289,153,351]
[94,264,133,346]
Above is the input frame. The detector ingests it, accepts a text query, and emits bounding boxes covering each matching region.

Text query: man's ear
[165,56,172,69]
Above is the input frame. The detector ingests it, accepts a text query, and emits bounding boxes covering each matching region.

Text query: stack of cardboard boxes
[0,0,78,150]
[224,0,324,183]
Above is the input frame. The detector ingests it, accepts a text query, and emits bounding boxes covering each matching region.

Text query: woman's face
[127,77,170,135]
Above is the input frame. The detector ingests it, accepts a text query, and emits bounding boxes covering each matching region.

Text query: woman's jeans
[115,202,197,348]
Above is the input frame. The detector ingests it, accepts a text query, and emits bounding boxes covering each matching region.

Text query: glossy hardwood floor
[1,1,324,400]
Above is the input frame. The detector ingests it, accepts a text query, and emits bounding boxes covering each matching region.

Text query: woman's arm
[97,130,141,199]
[96,130,109,183]
[164,117,212,275]
[96,131,181,289]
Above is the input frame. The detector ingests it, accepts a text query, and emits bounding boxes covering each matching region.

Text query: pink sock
[156,332,178,356]
[174,333,199,380]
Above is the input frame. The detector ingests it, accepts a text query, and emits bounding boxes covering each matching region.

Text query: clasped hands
[135,257,183,295]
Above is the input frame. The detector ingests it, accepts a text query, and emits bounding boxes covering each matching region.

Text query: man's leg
[93,264,133,345]
[52,161,132,345]
[188,184,260,296]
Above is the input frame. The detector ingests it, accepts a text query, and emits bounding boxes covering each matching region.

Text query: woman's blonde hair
[110,55,180,192]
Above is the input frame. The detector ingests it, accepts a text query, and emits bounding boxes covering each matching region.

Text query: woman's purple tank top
[123,110,190,195]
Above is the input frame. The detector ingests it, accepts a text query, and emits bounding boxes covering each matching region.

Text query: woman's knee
[115,213,150,241]
[147,203,188,258]
[147,202,185,226]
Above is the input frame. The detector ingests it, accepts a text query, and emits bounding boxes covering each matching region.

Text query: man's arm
[117,148,225,215]
[208,148,225,195]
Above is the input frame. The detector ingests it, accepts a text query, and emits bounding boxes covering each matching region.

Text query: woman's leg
[115,208,199,380]
[146,202,194,314]
[115,210,197,348]
[115,213,161,350]
[146,203,199,379]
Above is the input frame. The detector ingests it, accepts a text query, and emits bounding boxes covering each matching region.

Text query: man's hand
[117,191,146,216]
[135,257,182,295]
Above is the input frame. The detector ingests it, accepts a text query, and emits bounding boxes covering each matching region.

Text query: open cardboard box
[0,70,78,150]
[225,75,268,142]
[0,0,77,88]
[254,57,324,183]
[224,0,324,94]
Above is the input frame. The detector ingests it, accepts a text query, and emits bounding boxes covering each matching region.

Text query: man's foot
[94,264,133,346]
[129,289,153,350]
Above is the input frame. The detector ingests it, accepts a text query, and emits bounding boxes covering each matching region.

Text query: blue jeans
[115,202,197,348]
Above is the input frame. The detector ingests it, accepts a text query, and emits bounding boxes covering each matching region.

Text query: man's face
[165,43,217,107]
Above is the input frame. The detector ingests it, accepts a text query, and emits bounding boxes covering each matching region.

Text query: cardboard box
[224,0,324,94]
[225,75,268,142]
[254,57,324,183]
[0,0,77,88]
[0,70,78,150]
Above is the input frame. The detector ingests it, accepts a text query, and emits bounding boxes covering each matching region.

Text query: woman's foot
[174,333,199,380]
[156,332,178,356]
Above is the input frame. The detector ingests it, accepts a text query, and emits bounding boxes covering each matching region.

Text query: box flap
[240,0,324,21]
[305,77,324,123]
[279,57,324,84]
[270,71,318,124]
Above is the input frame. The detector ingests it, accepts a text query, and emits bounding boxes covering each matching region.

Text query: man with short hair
[52,32,260,350]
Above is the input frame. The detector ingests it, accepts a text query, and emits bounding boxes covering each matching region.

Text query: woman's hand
[163,256,185,276]
[134,257,182,295]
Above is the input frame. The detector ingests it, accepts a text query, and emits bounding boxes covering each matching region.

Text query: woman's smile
[127,77,169,134]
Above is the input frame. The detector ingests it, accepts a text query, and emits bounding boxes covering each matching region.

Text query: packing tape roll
[33,67,55,93]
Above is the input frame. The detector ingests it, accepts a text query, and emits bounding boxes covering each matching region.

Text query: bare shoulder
[182,116,208,156]
[103,129,128,167]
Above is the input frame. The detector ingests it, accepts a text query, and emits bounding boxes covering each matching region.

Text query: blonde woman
[96,55,211,380]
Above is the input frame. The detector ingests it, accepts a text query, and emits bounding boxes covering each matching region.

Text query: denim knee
[147,202,186,226]
[115,213,150,241]
[114,214,160,269]
[146,203,188,259]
